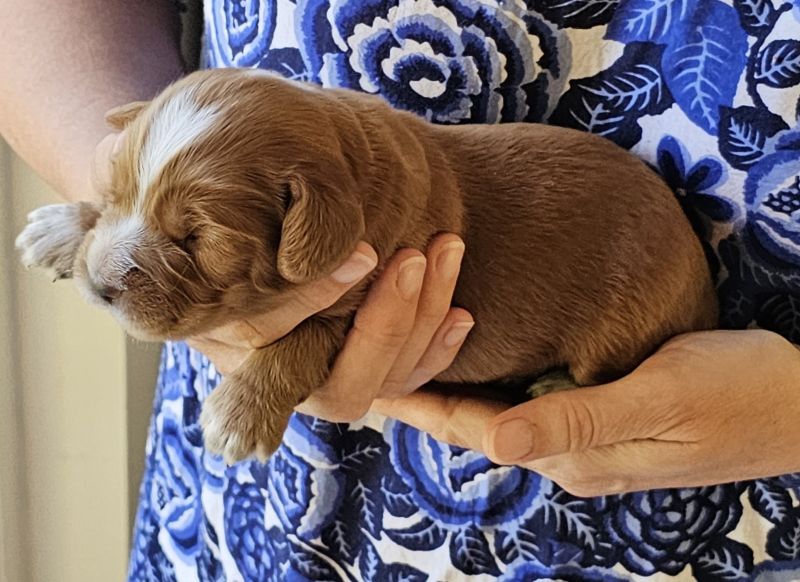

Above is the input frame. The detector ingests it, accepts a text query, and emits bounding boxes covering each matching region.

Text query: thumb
[484,373,671,464]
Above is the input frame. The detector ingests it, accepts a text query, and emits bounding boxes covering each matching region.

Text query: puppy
[16,68,718,463]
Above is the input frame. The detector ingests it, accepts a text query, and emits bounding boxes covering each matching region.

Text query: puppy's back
[428,123,718,384]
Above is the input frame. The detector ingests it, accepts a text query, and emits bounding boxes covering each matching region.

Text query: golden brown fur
[16,68,718,462]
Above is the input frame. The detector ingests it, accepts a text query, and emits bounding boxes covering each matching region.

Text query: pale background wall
[0,141,161,582]
[0,5,201,580]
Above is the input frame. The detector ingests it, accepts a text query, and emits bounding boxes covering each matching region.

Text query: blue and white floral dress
[128,1,800,580]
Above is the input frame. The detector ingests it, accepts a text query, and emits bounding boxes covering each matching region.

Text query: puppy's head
[76,69,366,339]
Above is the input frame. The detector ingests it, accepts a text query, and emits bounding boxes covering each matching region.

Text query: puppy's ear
[277,173,365,284]
[104,101,149,131]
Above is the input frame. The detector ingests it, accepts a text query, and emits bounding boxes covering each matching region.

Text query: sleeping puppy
[15,68,718,463]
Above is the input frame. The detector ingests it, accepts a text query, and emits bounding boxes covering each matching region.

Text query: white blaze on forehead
[137,87,220,208]
[87,215,146,285]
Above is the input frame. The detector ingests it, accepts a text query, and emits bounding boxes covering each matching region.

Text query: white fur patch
[137,88,220,208]
[14,203,88,277]
[86,215,146,285]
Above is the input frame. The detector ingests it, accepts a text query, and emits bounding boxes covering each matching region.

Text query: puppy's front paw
[200,376,290,464]
[15,203,97,279]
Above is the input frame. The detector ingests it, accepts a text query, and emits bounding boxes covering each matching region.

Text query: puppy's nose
[91,267,139,304]
[94,283,123,305]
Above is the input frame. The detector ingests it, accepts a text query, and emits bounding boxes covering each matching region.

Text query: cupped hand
[188,234,474,422]
[372,329,800,497]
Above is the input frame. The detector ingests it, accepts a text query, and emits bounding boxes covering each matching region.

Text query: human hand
[372,329,800,497]
[189,234,474,422]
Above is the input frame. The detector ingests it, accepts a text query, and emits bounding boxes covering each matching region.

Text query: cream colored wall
[0,139,26,582]
[0,141,160,582]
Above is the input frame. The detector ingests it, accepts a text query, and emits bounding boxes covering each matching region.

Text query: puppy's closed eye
[175,232,199,254]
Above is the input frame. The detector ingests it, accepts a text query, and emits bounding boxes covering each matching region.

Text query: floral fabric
[129,0,800,580]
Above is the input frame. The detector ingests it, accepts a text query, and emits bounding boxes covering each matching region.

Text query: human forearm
[0,1,185,202]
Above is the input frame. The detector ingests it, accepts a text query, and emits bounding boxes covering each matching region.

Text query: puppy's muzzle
[89,266,139,305]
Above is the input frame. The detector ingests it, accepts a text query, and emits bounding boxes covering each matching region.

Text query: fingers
[192,234,473,419]
[393,308,474,396]
[186,337,246,376]
[369,383,703,497]
[380,235,470,397]
[483,370,676,465]
[369,384,708,497]
[285,240,379,314]
[296,248,428,421]
[188,242,377,376]
[201,242,378,350]
[371,388,508,449]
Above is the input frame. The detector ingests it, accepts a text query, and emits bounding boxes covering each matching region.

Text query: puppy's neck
[330,91,466,260]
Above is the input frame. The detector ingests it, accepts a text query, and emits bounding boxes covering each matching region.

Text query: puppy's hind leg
[526,368,578,399]
[200,316,348,463]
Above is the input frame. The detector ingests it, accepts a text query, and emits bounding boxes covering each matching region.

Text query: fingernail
[397,256,426,300]
[330,251,376,283]
[491,418,534,462]
[444,321,474,347]
[436,241,465,280]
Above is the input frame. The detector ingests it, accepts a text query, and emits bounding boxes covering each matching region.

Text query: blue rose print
[250,417,347,539]
[151,416,205,558]
[224,481,289,581]
[296,0,555,122]
[744,144,800,267]
[387,419,542,527]
[386,420,546,576]
[128,514,179,582]
[605,486,744,576]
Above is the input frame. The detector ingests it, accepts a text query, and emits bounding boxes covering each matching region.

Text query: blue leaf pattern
[321,518,359,564]
[605,0,697,43]
[494,524,541,564]
[530,0,621,29]
[540,490,599,550]
[767,510,800,561]
[580,63,664,112]
[128,0,800,580]
[550,42,673,147]
[733,0,775,36]
[358,541,381,581]
[385,517,448,550]
[662,0,748,134]
[756,40,800,89]
[449,525,501,576]
[359,541,428,582]
[749,479,793,524]
[719,106,788,170]
[756,294,800,343]
[691,537,754,581]
[288,541,343,582]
